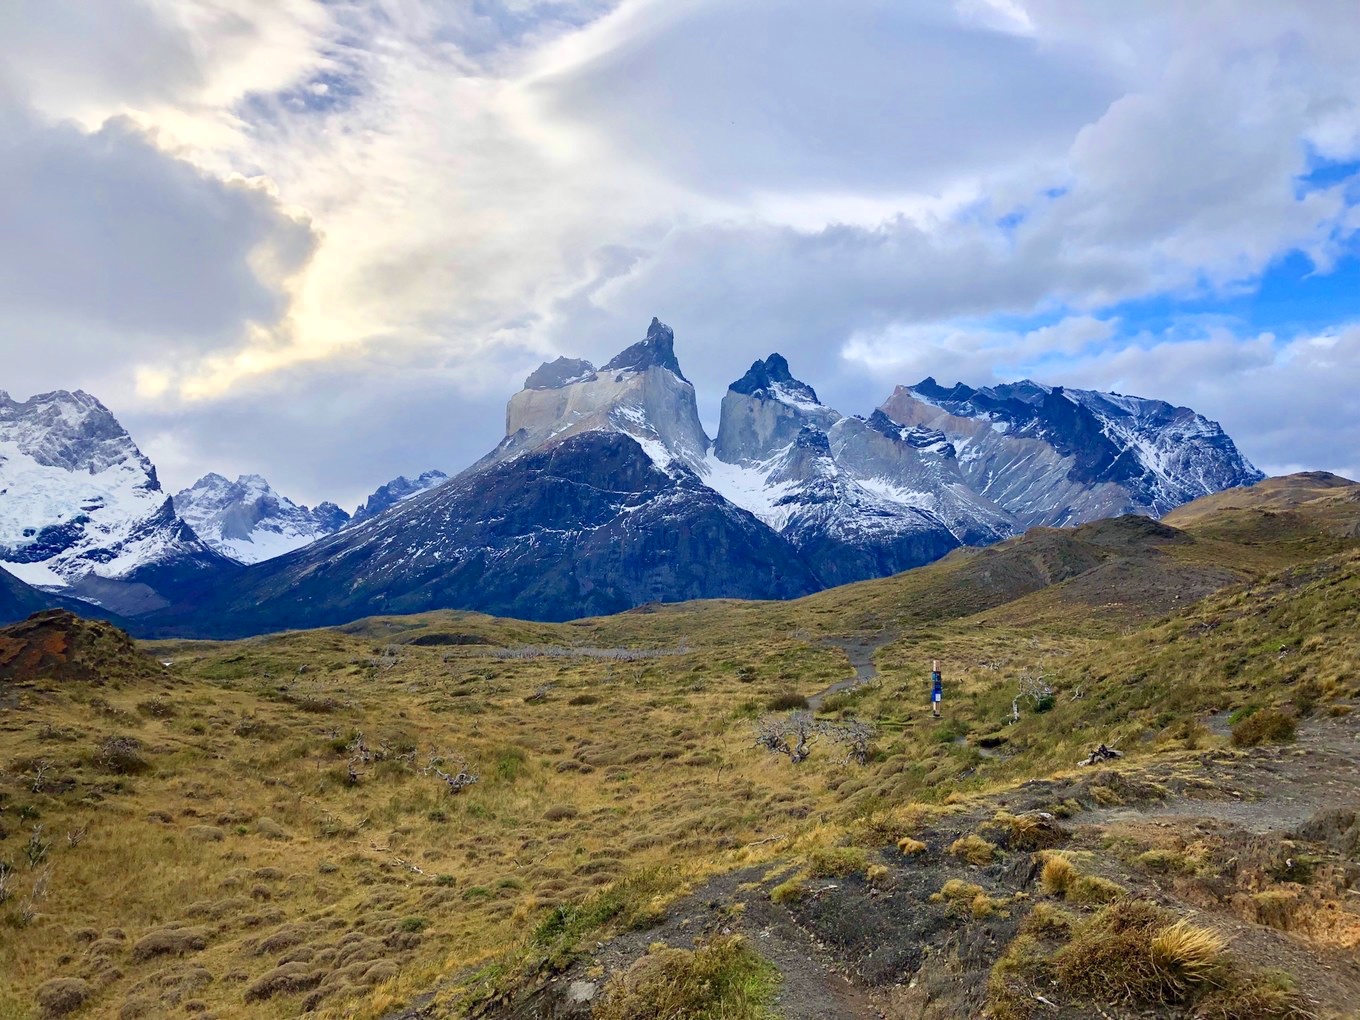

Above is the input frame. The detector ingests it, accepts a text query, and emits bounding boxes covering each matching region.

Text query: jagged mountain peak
[730,353,821,407]
[525,357,597,391]
[487,319,709,475]
[351,470,449,524]
[885,374,1263,524]
[600,317,688,382]
[173,473,352,565]
[0,390,230,614]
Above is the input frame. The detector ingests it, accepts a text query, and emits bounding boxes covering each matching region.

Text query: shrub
[543,805,579,822]
[769,879,804,905]
[131,927,207,961]
[766,691,809,711]
[1231,709,1296,747]
[805,845,868,878]
[36,978,90,1017]
[948,834,997,865]
[95,736,149,775]
[593,936,777,1020]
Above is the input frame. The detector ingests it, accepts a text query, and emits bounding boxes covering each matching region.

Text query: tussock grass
[948,834,997,865]
[1055,901,1225,1003]
[593,935,778,1020]
[1231,709,1297,747]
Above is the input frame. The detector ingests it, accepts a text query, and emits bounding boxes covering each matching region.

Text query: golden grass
[948,833,997,866]
[2,495,1356,1017]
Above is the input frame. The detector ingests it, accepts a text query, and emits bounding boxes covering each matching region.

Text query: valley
[0,473,1356,1018]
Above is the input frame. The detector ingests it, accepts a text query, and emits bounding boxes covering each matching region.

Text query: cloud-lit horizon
[4,0,1359,509]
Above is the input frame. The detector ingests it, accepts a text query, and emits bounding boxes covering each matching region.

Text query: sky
[3,0,1359,510]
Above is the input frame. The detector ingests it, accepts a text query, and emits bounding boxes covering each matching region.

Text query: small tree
[424,753,479,793]
[827,719,876,765]
[755,711,819,764]
[1011,670,1055,722]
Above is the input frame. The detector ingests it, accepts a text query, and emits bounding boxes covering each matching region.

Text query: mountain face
[481,318,708,474]
[0,390,235,615]
[351,470,449,524]
[883,378,1265,526]
[148,321,820,636]
[705,355,1019,585]
[127,319,1263,637]
[147,430,820,636]
[173,474,351,564]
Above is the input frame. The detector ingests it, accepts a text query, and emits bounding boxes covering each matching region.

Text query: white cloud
[0,0,1358,503]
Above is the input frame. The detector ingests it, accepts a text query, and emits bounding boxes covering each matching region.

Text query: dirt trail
[1081,707,1360,833]
[807,635,889,711]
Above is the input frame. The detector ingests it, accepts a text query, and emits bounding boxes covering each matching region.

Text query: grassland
[1,474,1357,1019]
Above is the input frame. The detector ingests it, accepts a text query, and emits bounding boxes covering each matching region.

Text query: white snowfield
[0,390,202,589]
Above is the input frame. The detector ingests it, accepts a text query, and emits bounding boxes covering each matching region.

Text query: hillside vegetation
[0,473,1357,1020]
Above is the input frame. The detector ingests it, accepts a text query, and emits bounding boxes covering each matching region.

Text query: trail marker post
[931,660,943,718]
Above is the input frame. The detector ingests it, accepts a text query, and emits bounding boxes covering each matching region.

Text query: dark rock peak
[794,424,831,454]
[866,410,953,451]
[730,353,820,405]
[911,377,977,403]
[311,502,352,532]
[525,356,597,390]
[600,318,688,382]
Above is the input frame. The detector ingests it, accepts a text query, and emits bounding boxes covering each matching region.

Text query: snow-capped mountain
[706,354,1017,584]
[124,318,1262,636]
[351,470,449,524]
[479,318,709,474]
[173,474,351,565]
[144,320,821,634]
[0,390,234,614]
[882,378,1264,526]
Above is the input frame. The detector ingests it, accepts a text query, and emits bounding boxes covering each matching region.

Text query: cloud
[531,0,1115,198]
[2,0,1359,503]
[0,104,316,398]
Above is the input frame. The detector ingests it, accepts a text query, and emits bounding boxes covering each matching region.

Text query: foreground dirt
[457,707,1360,1019]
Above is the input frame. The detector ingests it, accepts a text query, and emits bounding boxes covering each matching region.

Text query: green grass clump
[769,879,805,905]
[532,868,675,965]
[593,936,778,1020]
[805,845,869,878]
[1231,709,1297,747]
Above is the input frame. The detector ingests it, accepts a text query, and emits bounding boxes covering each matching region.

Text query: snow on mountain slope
[888,378,1264,526]
[173,473,351,564]
[708,354,1015,581]
[0,390,232,613]
[351,470,449,524]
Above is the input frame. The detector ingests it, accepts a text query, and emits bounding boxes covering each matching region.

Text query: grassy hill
[0,474,1357,1020]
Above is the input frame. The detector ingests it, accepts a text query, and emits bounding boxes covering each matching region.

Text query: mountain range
[0,319,1264,634]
